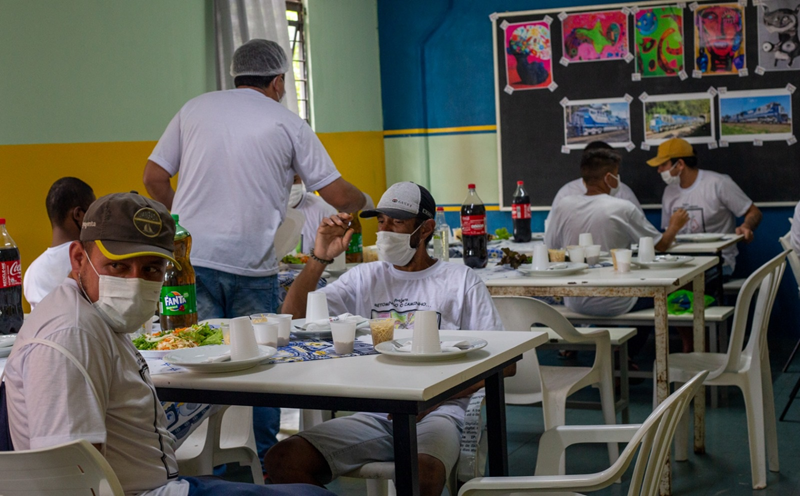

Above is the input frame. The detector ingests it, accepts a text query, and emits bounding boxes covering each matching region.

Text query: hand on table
[735,225,755,243]
[313,213,354,261]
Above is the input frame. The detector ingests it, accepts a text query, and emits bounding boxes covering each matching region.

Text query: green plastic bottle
[160,214,198,330]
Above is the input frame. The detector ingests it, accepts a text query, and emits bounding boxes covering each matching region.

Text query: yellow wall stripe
[383,125,497,137]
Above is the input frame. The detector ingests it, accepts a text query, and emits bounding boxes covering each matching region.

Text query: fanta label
[0,261,21,289]
[160,284,197,316]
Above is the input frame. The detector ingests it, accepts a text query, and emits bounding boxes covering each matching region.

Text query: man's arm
[317,178,369,214]
[735,204,762,243]
[655,208,689,251]
[143,161,175,210]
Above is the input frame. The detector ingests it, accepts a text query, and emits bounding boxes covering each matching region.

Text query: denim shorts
[194,266,278,319]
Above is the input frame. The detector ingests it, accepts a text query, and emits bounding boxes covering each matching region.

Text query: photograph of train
[719,89,793,142]
[564,98,631,148]
[643,92,715,144]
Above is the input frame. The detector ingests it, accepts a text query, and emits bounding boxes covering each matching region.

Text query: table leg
[692,275,706,455]
[392,414,420,496]
[654,290,671,496]
[485,370,509,476]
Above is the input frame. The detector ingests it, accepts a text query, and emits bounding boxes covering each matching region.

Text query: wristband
[310,251,334,265]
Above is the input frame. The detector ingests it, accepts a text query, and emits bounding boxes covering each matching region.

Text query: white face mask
[376,224,423,267]
[288,183,306,208]
[661,164,681,186]
[606,173,621,197]
[81,256,162,334]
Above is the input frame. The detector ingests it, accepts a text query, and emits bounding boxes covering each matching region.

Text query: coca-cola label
[0,261,21,289]
[511,204,531,220]
[461,215,487,236]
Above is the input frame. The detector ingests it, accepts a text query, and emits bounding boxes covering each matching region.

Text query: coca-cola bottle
[512,180,532,242]
[0,219,23,334]
[461,184,488,268]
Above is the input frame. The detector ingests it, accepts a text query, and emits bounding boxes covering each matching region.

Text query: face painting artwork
[758,0,800,70]
[694,3,746,75]
[635,7,685,77]
[561,10,629,62]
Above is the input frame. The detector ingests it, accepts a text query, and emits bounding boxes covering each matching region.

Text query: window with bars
[286,1,310,123]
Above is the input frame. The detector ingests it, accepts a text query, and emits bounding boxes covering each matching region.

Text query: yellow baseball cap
[646,138,695,167]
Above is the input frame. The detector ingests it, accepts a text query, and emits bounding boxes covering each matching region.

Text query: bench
[723,278,746,296]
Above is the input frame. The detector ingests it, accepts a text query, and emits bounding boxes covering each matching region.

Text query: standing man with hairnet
[143,39,370,474]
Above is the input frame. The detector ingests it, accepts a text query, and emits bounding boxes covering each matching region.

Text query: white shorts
[295,411,462,483]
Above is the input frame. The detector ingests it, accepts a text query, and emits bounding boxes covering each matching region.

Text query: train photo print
[719,88,793,142]
[642,92,716,144]
[563,97,631,149]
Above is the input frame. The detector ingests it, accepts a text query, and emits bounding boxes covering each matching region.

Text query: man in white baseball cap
[266,182,506,496]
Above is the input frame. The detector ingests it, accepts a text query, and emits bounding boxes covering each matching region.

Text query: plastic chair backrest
[778,231,800,295]
[0,438,124,495]
[723,250,788,375]
[491,296,544,400]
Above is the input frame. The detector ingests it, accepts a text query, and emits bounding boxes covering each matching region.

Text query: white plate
[0,334,17,348]
[675,233,725,243]
[374,337,488,361]
[520,262,589,277]
[164,345,276,373]
[287,263,306,270]
[632,255,694,269]
[0,347,11,358]
[291,318,369,339]
[136,323,225,359]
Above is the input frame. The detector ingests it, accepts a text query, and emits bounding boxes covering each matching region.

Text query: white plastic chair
[778,231,800,372]
[492,296,619,473]
[458,371,708,496]
[175,405,264,485]
[666,250,787,489]
[0,438,124,495]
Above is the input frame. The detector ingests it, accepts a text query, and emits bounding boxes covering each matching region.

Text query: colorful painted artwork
[694,3,746,75]
[561,10,629,62]
[719,89,793,142]
[643,93,715,144]
[634,6,685,77]
[504,21,553,90]
[564,98,631,149]
[757,0,800,71]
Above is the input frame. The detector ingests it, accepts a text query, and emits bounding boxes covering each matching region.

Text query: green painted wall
[0,0,215,145]
[305,0,383,133]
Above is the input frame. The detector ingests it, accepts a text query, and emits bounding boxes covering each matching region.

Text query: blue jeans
[195,266,281,473]
[181,477,335,495]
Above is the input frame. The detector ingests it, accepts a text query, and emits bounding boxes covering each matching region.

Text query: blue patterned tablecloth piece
[271,339,378,363]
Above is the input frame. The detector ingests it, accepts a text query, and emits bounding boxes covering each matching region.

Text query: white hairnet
[230,39,288,78]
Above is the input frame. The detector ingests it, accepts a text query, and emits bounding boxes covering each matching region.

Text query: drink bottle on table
[160,214,197,330]
[433,207,450,262]
[512,180,532,242]
[461,184,488,268]
[0,219,23,334]
[346,214,363,263]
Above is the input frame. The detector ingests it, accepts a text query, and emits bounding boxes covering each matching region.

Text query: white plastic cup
[584,244,601,265]
[638,237,656,263]
[578,233,594,247]
[532,243,550,270]
[614,249,633,273]
[254,321,279,348]
[306,291,329,322]
[567,245,585,264]
[229,316,259,361]
[267,314,292,347]
[330,252,346,272]
[412,311,441,354]
[330,321,356,355]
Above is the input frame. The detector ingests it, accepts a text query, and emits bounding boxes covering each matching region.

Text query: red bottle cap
[468,184,476,189]
[517,181,524,185]
[436,206,444,211]
[0,218,5,224]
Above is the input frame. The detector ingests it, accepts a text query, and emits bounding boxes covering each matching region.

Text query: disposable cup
[221,323,231,345]
[267,314,292,347]
[369,318,395,347]
[306,291,329,323]
[330,321,356,355]
[614,249,633,273]
[249,313,270,323]
[584,244,601,265]
[412,311,441,354]
[578,233,594,247]
[229,316,259,361]
[532,243,549,270]
[638,237,656,263]
[254,321,279,347]
[567,245,585,264]
[548,248,566,262]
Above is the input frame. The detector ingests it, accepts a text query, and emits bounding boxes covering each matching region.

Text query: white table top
[477,256,717,288]
[664,234,743,254]
[151,330,547,403]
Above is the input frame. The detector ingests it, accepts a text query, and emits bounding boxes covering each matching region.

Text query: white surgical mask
[288,183,306,208]
[376,224,423,266]
[606,173,621,197]
[661,165,681,186]
[81,257,162,334]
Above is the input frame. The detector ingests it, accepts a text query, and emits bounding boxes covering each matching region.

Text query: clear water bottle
[433,207,450,262]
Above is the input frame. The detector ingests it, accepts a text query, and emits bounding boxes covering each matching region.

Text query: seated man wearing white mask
[288,174,337,253]
[649,137,761,276]
[3,192,333,496]
[546,148,688,317]
[266,182,505,496]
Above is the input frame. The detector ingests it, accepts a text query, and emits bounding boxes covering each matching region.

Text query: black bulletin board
[493,1,800,208]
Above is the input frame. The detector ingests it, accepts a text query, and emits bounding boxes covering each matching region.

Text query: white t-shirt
[4,279,189,496]
[149,88,341,277]
[321,260,504,424]
[552,178,643,212]
[792,202,800,253]
[661,169,752,270]
[295,193,337,253]
[22,242,72,310]
[546,194,662,317]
